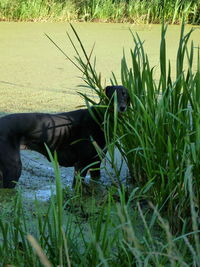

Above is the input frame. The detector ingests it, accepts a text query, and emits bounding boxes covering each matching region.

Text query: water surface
[0,22,199,113]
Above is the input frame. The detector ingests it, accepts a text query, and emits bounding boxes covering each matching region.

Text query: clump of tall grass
[0,0,200,24]
[0,0,77,21]
[116,22,200,232]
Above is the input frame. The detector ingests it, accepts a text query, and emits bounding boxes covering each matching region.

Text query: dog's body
[0,86,129,188]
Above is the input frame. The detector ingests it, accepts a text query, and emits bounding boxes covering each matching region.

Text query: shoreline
[0,18,197,25]
[0,0,199,25]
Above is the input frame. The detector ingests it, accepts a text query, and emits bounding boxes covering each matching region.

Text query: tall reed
[116,22,200,232]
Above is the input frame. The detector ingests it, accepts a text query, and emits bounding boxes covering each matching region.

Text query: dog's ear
[105,86,116,99]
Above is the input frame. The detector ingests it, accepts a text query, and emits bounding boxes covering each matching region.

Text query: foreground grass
[0,0,200,24]
[0,158,199,266]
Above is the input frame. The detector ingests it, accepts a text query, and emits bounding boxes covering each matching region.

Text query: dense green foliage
[0,0,200,24]
[117,23,200,232]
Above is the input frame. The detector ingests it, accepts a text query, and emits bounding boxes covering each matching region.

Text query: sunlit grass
[116,22,200,233]
[0,0,199,24]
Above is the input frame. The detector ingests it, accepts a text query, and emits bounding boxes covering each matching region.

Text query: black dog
[0,85,129,188]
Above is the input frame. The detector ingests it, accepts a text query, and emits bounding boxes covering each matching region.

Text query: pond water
[0,22,199,113]
[0,22,199,201]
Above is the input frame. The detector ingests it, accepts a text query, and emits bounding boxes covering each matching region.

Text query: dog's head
[105,85,130,112]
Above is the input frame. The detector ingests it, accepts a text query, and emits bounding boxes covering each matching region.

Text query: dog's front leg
[1,158,22,188]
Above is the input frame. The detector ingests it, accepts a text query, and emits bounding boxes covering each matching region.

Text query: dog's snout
[119,105,126,112]
[105,85,129,113]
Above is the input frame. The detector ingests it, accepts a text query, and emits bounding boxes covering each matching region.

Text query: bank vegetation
[0,0,200,24]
